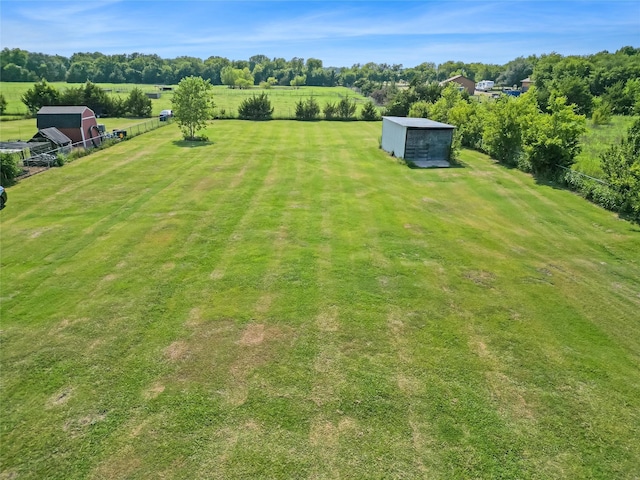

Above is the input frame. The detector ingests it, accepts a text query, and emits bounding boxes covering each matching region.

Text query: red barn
[36,106,101,148]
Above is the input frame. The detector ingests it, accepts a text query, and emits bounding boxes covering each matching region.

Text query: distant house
[439,75,475,95]
[36,106,101,148]
[381,116,456,168]
[521,77,533,92]
[29,127,73,154]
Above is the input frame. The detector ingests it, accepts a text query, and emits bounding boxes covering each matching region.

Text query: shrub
[337,97,357,120]
[591,102,612,126]
[1,153,22,185]
[360,101,380,121]
[295,97,320,120]
[238,93,273,120]
[323,102,338,120]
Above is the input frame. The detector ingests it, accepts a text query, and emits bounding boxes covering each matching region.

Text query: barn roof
[37,106,93,115]
[383,116,455,129]
[31,127,73,146]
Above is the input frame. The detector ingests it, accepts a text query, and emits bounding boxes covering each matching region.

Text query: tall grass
[573,115,637,178]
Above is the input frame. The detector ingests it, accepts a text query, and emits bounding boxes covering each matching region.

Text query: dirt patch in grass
[463,269,496,288]
[239,323,265,346]
[164,340,189,361]
[47,388,73,408]
[165,320,294,406]
[209,268,225,280]
[309,419,339,448]
[28,226,55,239]
[143,383,165,400]
[91,445,142,480]
[64,412,107,438]
[469,335,536,422]
[101,273,118,283]
[316,305,339,332]
[254,293,274,315]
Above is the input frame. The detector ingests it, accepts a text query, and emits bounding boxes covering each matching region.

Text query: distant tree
[496,56,534,87]
[238,92,273,120]
[236,67,254,89]
[172,76,215,139]
[360,101,380,121]
[65,61,96,83]
[81,81,113,116]
[408,100,431,119]
[340,70,357,87]
[58,85,85,106]
[126,87,152,117]
[549,76,593,116]
[0,93,7,115]
[260,77,278,89]
[220,66,239,88]
[290,75,306,88]
[21,79,60,115]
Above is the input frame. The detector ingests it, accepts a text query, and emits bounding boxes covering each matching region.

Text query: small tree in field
[126,87,152,117]
[172,76,215,140]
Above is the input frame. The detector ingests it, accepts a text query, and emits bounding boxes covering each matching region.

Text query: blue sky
[1,1,638,67]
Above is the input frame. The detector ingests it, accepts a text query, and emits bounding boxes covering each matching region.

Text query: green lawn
[1,121,639,479]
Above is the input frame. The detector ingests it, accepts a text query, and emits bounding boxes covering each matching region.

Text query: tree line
[2,47,639,99]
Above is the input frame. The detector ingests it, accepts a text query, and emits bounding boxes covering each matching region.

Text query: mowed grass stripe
[1,121,640,479]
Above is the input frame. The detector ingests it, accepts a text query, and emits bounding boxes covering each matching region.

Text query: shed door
[405,129,451,162]
[405,129,429,162]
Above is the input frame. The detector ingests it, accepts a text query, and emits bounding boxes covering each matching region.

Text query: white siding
[381,118,407,158]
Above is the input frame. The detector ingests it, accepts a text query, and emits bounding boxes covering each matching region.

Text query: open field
[0,82,371,120]
[1,121,639,479]
[573,115,638,178]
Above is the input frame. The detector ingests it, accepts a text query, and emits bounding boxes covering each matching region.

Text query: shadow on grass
[172,140,214,148]
[405,160,467,170]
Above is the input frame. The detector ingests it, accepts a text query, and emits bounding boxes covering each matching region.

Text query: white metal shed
[381,116,455,167]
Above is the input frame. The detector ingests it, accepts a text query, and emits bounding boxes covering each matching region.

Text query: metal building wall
[381,118,407,158]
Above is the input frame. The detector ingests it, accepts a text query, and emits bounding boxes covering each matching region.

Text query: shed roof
[383,116,455,129]
[31,127,73,145]
[38,106,93,115]
[0,141,33,151]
